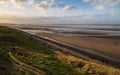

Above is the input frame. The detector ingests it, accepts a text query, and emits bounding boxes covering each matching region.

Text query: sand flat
[61,31,107,35]
[37,33,120,60]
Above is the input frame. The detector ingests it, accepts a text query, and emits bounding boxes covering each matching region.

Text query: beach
[37,33,120,60]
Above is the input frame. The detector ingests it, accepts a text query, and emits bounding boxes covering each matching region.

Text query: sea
[7,24,120,37]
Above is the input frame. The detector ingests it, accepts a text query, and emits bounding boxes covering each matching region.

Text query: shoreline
[37,33,120,60]
[21,27,120,40]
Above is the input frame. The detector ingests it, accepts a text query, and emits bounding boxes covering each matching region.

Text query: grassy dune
[0,26,120,75]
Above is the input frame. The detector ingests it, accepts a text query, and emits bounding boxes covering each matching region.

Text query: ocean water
[5,24,119,36]
[18,24,120,36]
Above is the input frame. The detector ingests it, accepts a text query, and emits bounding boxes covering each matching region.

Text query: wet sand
[60,31,120,40]
[21,27,52,31]
[37,33,120,60]
[61,31,107,35]
[91,36,120,40]
[93,28,120,31]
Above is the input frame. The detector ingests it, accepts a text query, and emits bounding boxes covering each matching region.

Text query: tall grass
[57,54,120,75]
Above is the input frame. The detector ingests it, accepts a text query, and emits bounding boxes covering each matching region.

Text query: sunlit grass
[57,54,120,75]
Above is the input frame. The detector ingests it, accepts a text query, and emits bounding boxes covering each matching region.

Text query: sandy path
[8,52,44,75]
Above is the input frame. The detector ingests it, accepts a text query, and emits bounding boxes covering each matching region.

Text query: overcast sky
[0,0,120,24]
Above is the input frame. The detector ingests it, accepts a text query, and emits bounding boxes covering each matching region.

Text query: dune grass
[57,55,120,75]
[0,26,120,75]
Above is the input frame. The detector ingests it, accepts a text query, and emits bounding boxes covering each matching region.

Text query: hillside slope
[0,26,120,75]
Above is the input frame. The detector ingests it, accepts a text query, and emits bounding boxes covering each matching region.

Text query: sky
[0,0,120,24]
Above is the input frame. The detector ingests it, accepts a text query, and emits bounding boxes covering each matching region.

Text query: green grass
[0,47,36,75]
[0,26,120,75]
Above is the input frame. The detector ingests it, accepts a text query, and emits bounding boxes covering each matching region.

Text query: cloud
[62,5,76,11]
[100,0,120,8]
[34,0,56,11]
[59,2,76,11]
[96,0,120,10]
[95,4,104,10]
[0,0,27,8]
[29,0,35,5]
[0,0,76,12]
[0,0,34,7]
[10,0,27,7]
[0,0,7,2]
[83,0,93,3]
[34,0,76,11]
[0,0,119,19]
[83,0,120,10]
[0,0,8,3]
[1,14,118,24]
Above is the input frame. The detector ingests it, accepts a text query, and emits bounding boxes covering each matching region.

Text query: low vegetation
[0,26,120,75]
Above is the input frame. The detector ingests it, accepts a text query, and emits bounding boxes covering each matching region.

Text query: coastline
[37,33,120,60]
